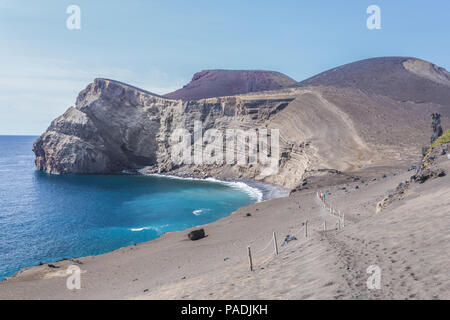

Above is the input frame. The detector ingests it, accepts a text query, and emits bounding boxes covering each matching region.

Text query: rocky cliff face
[34,57,450,189]
[33,78,299,184]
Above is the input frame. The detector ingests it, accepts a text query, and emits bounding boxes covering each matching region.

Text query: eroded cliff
[34,58,450,189]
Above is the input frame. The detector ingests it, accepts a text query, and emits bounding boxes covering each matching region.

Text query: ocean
[0,135,263,281]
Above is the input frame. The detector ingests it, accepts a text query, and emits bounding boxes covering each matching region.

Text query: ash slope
[298,56,450,106]
[164,70,297,100]
[3,144,449,299]
[33,57,450,189]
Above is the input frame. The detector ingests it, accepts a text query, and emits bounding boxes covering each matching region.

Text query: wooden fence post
[247,246,253,271]
[273,232,279,255]
[304,220,308,238]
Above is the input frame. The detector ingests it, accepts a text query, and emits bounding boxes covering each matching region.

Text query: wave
[209,179,263,202]
[129,224,169,233]
[192,208,212,216]
[149,173,263,202]
[130,227,147,232]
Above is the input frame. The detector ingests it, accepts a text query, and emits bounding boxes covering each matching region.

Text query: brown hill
[164,70,297,100]
[298,56,450,107]
[33,57,450,189]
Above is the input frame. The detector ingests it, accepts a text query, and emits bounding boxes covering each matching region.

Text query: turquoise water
[0,136,260,281]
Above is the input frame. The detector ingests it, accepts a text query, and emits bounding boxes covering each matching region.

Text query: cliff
[33,57,450,189]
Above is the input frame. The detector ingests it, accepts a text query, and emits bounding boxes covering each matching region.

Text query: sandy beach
[1,161,448,299]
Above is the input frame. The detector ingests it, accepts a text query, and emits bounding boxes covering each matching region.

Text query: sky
[0,0,449,135]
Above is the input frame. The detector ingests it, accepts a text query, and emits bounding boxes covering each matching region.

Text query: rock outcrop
[33,57,450,189]
[431,113,443,144]
[377,140,449,213]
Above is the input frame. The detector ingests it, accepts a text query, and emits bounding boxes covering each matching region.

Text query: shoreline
[146,172,290,202]
[0,173,289,283]
[1,164,449,299]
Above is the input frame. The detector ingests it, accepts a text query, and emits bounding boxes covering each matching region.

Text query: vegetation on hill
[430,129,450,149]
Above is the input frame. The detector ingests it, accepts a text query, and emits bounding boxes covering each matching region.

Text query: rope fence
[243,190,346,272]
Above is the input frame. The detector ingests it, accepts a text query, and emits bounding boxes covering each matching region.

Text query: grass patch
[431,129,450,149]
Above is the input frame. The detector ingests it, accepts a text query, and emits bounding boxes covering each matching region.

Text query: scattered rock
[188,229,206,241]
[245,213,252,217]
[281,235,297,246]
[71,259,84,265]
[376,181,411,213]
[48,264,59,269]
[422,146,429,157]
[411,168,446,184]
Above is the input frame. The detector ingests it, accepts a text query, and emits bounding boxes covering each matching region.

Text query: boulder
[188,229,206,241]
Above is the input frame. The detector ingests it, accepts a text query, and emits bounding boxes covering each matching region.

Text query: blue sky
[0,0,449,135]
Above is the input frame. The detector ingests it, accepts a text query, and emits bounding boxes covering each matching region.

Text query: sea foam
[149,174,264,202]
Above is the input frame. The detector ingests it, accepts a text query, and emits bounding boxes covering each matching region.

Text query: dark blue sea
[0,136,262,280]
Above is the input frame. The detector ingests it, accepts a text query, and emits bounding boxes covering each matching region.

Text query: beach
[1,164,448,299]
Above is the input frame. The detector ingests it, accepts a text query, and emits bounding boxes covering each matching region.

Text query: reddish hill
[164,69,297,100]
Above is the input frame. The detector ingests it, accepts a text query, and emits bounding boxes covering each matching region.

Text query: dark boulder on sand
[188,229,206,241]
